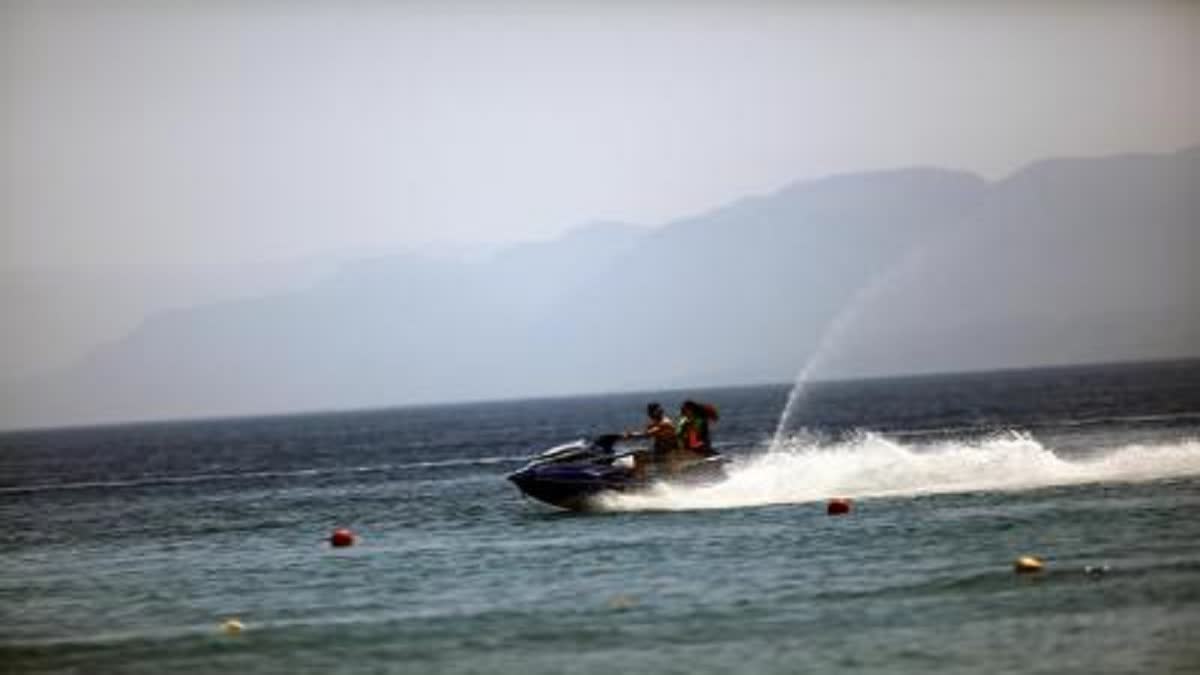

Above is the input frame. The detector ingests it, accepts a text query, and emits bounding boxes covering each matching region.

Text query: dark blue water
[3,361,1200,674]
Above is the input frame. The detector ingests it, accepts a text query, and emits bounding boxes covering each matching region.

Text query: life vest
[680,416,710,451]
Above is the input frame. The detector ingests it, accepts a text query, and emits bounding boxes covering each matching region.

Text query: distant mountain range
[3,147,1197,429]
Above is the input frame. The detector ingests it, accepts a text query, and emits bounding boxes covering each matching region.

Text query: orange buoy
[330,528,356,548]
[826,498,852,516]
[1014,555,1044,574]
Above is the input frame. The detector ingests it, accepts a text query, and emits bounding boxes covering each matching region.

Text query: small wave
[600,432,1200,512]
[1031,411,1200,429]
[874,411,1200,441]
[0,455,527,495]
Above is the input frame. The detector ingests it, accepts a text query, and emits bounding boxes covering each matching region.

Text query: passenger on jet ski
[678,400,720,460]
[622,402,678,478]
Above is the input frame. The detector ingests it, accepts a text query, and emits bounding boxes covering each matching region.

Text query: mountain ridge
[2,147,1197,429]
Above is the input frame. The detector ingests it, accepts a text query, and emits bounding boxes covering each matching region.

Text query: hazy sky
[3,1,1199,268]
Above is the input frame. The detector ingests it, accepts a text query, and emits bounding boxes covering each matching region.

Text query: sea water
[2,361,1200,674]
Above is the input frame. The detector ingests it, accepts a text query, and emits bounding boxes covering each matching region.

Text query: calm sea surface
[3,361,1200,674]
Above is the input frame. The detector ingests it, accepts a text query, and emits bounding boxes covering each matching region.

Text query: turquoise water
[3,362,1200,674]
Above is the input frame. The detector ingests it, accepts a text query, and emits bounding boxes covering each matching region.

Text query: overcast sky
[2,1,1199,268]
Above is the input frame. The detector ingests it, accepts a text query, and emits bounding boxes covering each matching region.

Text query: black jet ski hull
[508,456,728,511]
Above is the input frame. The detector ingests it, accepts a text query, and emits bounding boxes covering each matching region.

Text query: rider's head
[646,402,664,420]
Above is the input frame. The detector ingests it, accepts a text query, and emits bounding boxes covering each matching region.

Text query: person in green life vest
[677,400,719,461]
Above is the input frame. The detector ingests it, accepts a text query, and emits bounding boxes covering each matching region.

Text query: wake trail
[600,432,1200,512]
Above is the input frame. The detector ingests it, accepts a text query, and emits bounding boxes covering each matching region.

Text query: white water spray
[600,434,1200,512]
[771,247,931,448]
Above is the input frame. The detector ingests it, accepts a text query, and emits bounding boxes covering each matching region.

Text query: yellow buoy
[221,618,245,635]
[1014,555,1044,574]
[607,594,637,610]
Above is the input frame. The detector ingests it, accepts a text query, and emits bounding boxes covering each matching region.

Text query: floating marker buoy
[1014,555,1044,574]
[330,528,356,548]
[221,618,244,635]
[826,498,852,515]
[608,594,637,610]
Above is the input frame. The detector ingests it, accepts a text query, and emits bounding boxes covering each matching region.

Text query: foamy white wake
[598,432,1200,512]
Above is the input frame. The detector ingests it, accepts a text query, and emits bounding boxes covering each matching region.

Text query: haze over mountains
[3,147,1198,429]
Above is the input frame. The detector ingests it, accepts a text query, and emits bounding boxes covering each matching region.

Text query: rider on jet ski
[678,400,720,459]
[622,402,679,477]
[624,400,720,477]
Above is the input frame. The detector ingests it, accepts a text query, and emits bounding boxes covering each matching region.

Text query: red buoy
[330,528,356,547]
[826,498,852,516]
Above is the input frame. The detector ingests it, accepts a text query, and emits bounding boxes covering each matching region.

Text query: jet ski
[507,434,728,511]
